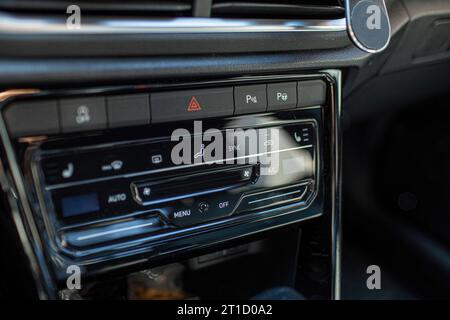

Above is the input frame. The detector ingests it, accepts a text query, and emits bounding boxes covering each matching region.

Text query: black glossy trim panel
[0,12,350,57]
[0,72,342,299]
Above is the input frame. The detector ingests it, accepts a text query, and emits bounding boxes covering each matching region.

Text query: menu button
[173,209,192,219]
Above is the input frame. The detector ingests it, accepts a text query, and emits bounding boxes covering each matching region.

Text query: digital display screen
[61,193,100,218]
[282,157,306,175]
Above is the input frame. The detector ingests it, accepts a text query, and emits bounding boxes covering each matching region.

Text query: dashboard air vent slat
[211,0,345,19]
[0,1,193,16]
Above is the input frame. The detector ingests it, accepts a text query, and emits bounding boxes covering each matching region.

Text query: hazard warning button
[187,96,202,112]
[151,87,233,123]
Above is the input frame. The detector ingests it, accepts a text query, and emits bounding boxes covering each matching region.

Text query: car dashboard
[1,0,449,301]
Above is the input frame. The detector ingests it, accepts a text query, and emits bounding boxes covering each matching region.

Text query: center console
[0,72,341,299]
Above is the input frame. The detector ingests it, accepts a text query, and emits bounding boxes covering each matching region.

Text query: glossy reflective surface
[0,73,341,299]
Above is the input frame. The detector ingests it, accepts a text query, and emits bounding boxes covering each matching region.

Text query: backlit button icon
[245,94,258,104]
[151,154,163,164]
[107,193,127,204]
[218,201,230,209]
[276,92,288,102]
[241,168,252,180]
[187,96,202,112]
[101,160,124,172]
[198,201,210,214]
[194,144,205,160]
[62,163,74,179]
[75,105,91,124]
[143,187,151,197]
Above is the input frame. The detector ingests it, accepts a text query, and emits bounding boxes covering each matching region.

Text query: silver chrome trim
[0,102,54,299]
[76,221,156,242]
[322,69,342,300]
[0,12,347,34]
[247,187,307,205]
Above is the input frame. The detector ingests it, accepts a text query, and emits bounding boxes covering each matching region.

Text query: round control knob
[346,0,391,53]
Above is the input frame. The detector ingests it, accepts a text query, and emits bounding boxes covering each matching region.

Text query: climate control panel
[0,74,333,283]
[30,121,317,254]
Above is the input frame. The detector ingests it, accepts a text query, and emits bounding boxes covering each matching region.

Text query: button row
[4,80,326,137]
[42,122,314,187]
[42,141,172,186]
[3,94,150,137]
[147,80,326,122]
[235,82,300,115]
[57,94,152,133]
[163,194,241,228]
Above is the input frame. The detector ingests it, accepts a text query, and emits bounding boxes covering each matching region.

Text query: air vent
[0,0,347,35]
[0,0,345,19]
[0,1,193,17]
[211,0,345,19]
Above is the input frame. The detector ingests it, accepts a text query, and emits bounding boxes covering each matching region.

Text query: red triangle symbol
[187,96,202,112]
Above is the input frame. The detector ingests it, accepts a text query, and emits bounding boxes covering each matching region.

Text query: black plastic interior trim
[0,50,367,88]
[0,31,351,58]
